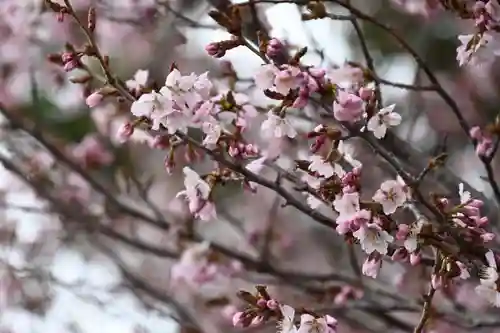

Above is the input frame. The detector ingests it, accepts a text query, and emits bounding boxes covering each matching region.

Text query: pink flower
[261,111,297,139]
[171,241,217,286]
[372,179,407,215]
[333,90,364,123]
[116,122,134,143]
[353,222,394,255]
[254,64,278,90]
[308,155,336,178]
[71,134,114,168]
[176,167,216,221]
[366,104,401,139]
[125,69,148,93]
[274,65,302,96]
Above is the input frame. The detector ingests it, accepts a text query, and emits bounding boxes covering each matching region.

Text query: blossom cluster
[22,0,500,332]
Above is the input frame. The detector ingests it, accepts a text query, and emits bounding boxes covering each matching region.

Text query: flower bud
[266,299,279,310]
[410,252,421,266]
[85,92,103,108]
[469,126,482,140]
[232,312,245,327]
[256,298,267,308]
[116,123,134,143]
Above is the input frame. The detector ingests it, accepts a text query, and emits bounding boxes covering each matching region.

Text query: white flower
[353,223,394,255]
[333,192,360,221]
[403,218,425,253]
[274,66,302,96]
[126,69,148,92]
[373,180,407,215]
[254,64,277,90]
[308,155,335,178]
[297,314,328,333]
[397,175,412,200]
[475,250,500,307]
[261,111,297,138]
[277,304,297,333]
[458,183,471,204]
[165,69,196,91]
[130,91,171,130]
[479,250,498,285]
[337,140,361,169]
[176,167,216,221]
[193,72,212,99]
[202,119,222,147]
[366,104,401,139]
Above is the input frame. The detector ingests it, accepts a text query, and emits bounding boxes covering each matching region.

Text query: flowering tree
[2,0,500,332]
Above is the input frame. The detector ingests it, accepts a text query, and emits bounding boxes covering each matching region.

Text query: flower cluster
[231,287,338,333]
[454,1,500,66]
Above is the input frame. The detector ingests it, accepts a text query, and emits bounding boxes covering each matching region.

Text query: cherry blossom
[475,250,500,307]
[261,111,297,139]
[171,241,217,285]
[366,104,401,139]
[397,217,425,253]
[333,191,361,222]
[274,65,302,96]
[333,90,364,123]
[176,167,216,221]
[372,179,407,215]
[130,90,172,130]
[297,313,337,333]
[277,304,298,333]
[353,222,394,255]
[125,69,149,93]
[308,155,335,178]
[254,64,278,90]
[337,140,361,169]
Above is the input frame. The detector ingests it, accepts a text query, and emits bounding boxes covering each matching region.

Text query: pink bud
[481,232,495,243]
[309,67,326,79]
[469,126,482,140]
[396,224,410,240]
[476,216,489,226]
[232,312,245,327]
[358,87,373,101]
[205,43,223,57]
[61,52,74,63]
[410,252,421,266]
[64,60,78,72]
[325,315,338,327]
[470,199,484,208]
[266,299,279,310]
[292,94,308,109]
[256,298,267,308]
[151,135,169,149]
[85,92,103,108]
[391,247,408,261]
[117,123,134,143]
